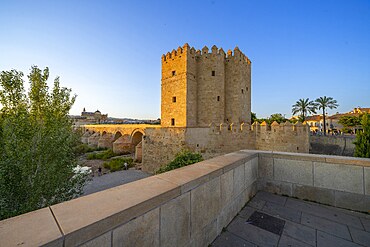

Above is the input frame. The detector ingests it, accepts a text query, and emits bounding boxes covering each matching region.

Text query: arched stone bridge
[80,124,161,161]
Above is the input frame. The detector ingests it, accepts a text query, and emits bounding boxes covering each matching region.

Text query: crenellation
[211,45,218,54]
[202,46,209,54]
[177,46,182,54]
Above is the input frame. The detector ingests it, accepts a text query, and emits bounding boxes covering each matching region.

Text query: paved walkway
[212,191,370,247]
[82,169,151,196]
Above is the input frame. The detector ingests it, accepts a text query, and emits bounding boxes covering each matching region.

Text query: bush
[73,144,104,155]
[103,157,134,172]
[87,149,118,160]
[354,113,370,158]
[155,150,203,174]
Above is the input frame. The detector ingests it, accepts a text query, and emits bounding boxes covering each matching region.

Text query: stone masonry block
[263,180,292,196]
[233,164,245,198]
[292,184,335,206]
[220,170,233,209]
[190,219,218,247]
[365,167,370,196]
[191,177,221,234]
[274,158,313,186]
[80,232,111,247]
[112,208,159,247]
[245,158,258,188]
[314,162,364,194]
[160,193,191,247]
[335,190,368,212]
[258,155,273,179]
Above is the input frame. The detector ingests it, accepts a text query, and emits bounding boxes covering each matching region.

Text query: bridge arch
[131,129,145,162]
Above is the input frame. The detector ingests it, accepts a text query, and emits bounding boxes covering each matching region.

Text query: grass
[103,157,134,172]
[74,143,107,155]
[86,149,118,160]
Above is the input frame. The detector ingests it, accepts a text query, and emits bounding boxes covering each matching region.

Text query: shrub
[103,157,134,172]
[155,150,203,174]
[87,149,117,160]
[354,113,370,158]
[74,144,109,156]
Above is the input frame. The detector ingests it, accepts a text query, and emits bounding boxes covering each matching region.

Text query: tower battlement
[162,44,251,64]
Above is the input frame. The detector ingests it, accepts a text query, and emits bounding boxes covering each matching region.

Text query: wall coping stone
[51,176,181,246]
[0,207,63,247]
[258,151,370,167]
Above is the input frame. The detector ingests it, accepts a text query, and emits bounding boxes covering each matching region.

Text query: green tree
[354,113,370,158]
[292,98,317,122]
[0,66,87,220]
[251,112,257,124]
[269,113,287,124]
[315,96,339,135]
[338,115,361,128]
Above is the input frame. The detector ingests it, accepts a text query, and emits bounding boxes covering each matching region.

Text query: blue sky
[1,0,369,119]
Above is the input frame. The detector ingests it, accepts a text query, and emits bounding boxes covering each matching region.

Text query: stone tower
[161,43,251,127]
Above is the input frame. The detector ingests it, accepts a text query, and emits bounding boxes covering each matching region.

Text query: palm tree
[315,96,339,135]
[292,98,317,122]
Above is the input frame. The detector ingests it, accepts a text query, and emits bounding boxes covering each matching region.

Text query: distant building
[305,107,368,134]
[71,108,108,127]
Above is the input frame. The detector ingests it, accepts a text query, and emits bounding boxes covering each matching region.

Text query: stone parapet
[0,151,258,247]
[1,151,368,246]
[256,151,370,212]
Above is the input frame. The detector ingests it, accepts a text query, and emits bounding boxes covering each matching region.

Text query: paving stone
[262,201,301,223]
[335,190,367,212]
[282,220,316,246]
[278,235,313,247]
[361,218,370,232]
[238,206,256,219]
[349,227,370,247]
[317,230,362,247]
[254,191,287,206]
[211,231,256,247]
[247,211,285,236]
[247,195,266,210]
[301,212,351,240]
[227,216,280,247]
[286,198,364,229]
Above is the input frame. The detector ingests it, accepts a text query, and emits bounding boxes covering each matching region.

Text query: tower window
[217,96,220,101]
[241,89,244,94]
[172,70,176,76]
[212,71,215,76]
[171,118,175,126]
[172,96,176,103]
[246,87,249,91]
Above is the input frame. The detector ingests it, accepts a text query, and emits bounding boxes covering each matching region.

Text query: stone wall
[310,135,356,156]
[0,151,258,247]
[257,151,369,212]
[142,127,188,172]
[142,122,309,173]
[255,122,310,153]
[1,151,368,246]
